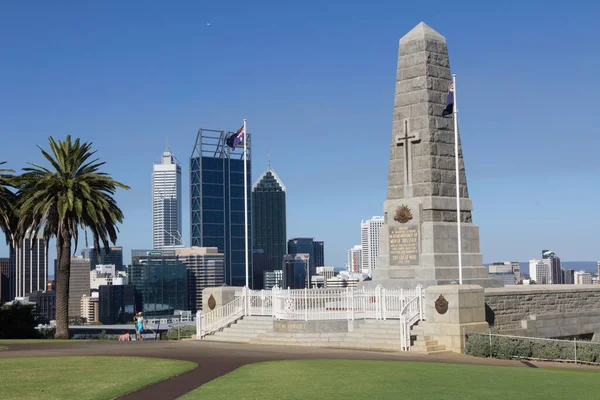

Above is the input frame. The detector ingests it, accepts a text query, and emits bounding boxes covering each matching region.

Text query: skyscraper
[175,246,224,313]
[252,158,287,284]
[153,144,183,249]
[287,238,324,279]
[81,246,124,271]
[0,257,10,302]
[543,250,562,284]
[11,231,48,298]
[360,216,384,275]
[68,256,91,317]
[190,129,252,287]
[347,245,362,273]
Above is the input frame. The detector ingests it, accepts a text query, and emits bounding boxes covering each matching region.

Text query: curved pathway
[1,341,596,399]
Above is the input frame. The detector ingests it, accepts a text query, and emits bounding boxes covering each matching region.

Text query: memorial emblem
[435,295,449,314]
[208,294,216,310]
[394,205,413,224]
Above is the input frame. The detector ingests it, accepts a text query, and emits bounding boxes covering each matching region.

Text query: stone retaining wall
[484,285,600,333]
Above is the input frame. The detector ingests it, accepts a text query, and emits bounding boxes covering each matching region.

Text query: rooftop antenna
[165,136,170,152]
[268,148,271,169]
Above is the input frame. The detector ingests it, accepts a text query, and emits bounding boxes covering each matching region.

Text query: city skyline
[1,2,600,270]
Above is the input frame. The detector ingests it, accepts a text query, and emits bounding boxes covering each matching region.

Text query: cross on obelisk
[395,119,420,188]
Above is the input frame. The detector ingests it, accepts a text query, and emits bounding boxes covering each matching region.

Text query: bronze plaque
[389,225,419,266]
[208,294,216,310]
[394,205,413,224]
[435,295,449,314]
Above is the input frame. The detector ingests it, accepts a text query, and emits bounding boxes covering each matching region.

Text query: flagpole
[452,74,463,285]
[243,119,249,289]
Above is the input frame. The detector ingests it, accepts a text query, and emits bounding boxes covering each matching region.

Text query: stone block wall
[485,285,600,332]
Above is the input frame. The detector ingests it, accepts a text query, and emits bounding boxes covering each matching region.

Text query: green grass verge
[180,359,600,400]
[0,356,196,400]
[0,346,6,351]
[0,339,97,344]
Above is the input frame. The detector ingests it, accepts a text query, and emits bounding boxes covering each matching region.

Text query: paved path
[1,341,597,400]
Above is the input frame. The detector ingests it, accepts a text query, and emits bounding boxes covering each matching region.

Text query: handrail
[198,296,245,338]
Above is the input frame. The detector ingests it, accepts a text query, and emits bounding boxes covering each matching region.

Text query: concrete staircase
[250,331,347,347]
[409,323,452,355]
[339,320,404,351]
[202,316,274,343]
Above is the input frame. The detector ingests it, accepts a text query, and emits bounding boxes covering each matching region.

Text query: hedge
[465,332,600,363]
[167,325,196,340]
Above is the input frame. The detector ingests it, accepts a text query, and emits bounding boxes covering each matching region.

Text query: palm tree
[0,161,16,244]
[16,136,129,339]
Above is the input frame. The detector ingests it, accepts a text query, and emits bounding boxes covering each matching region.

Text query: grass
[180,359,600,400]
[0,346,6,351]
[0,356,196,400]
[0,339,97,344]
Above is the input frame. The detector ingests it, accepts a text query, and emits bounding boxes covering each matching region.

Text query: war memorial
[200,22,600,354]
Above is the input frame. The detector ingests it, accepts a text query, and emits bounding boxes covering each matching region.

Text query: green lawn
[0,356,196,400]
[0,339,96,344]
[180,359,600,400]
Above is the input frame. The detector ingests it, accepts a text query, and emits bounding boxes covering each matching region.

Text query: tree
[16,136,129,339]
[0,161,15,244]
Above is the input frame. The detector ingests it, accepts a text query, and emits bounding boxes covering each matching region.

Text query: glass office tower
[190,129,252,287]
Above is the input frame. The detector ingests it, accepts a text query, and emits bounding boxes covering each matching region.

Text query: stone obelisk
[369,22,503,289]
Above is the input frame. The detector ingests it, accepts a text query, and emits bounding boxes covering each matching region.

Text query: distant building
[562,269,575,285]
[311,267,336,288]
[252,159,287,286]
[347,245,362,273]
[68,256,91,317]
[361,216,384,274]
[11,231,48,298]
[489,262,520,284]
[282,254,309,289]
[597,261,600,277]
[288,238,324,279]
[529,259,550,284]
[264,270,282,290]
[47,280,55,291]
[81,292,99,323]
[175,246,224,313]
[191,129,252,287]
[488,273,517,285]
[0,257,9,302]
[252,249,273,290]
[130,250,188,316]
[574,270,592,285]
[99,285,136,325]
[82,247,124,271]
[542,250,562,284]
[152,145,183,250]
[28,290,56,324]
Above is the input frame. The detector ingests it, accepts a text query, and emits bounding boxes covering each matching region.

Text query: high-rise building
[283,254,309,289]
[562,269,575,285]
[99,284,136,324]
[252,159,287,284]
[288,238,324,279]
[597,261,600,277]
[68,256,91,317]
[81,292,99,323]
[529,259,550,284]
[574,270,592,285]
[361,216,384,275]
[264,270,283,290]
[252,249,273,290]
[542,251,562,284]
[175,246,224,313]
[153,144,182,250]
[130,250,188,316]
[11,231,48,298]
[81,247,124,271]
[28,290,56,324]
[347,245,362,273]
[489,262,520,284]
[0,257,10,302]
[191,129,252,287]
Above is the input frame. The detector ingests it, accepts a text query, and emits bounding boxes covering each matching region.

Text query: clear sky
[1,0,599,275]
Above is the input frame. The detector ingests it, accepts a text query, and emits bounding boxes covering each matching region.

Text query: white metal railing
[197,295,244,338]
[197,284,425,350]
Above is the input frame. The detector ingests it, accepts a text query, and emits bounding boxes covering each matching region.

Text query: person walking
[134,312,146,341]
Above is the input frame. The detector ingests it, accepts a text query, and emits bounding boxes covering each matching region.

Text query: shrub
[167,325,196,340]
[0,303,38,339]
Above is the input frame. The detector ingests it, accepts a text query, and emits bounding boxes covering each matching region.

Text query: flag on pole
[226,126,244,150]
[442,82,454,117]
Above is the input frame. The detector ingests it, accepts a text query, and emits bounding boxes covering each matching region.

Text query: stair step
[346,332,400,339]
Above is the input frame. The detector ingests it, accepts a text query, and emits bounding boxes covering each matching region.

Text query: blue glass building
[190,129,252,287]
[287,238,325,279]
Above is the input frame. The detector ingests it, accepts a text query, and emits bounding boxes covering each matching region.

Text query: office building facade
[11,231,48,298]
[81,246,124,271]
[252,162,286,285]
[152,146,183,249]
[288,238,324,279]
[67,256,91,317]
[175,246,224,313]
[361,216,384,274]
[130,250,188,316]
[282,254,309,289]
[0,257,10,302]
[81,293,99,323]
[347,245,362,273]
[191,129,252,287]
[99,284,136,325]
[28,290,56,324]
[264,270,283,290]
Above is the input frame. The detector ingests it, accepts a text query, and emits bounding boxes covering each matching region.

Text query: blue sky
[1,0,599,274]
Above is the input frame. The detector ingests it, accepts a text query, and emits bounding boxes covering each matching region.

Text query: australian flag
[442,82,454,117]
[226,125,244,150]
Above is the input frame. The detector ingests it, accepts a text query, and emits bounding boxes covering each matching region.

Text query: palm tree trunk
[55,229,71,339]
